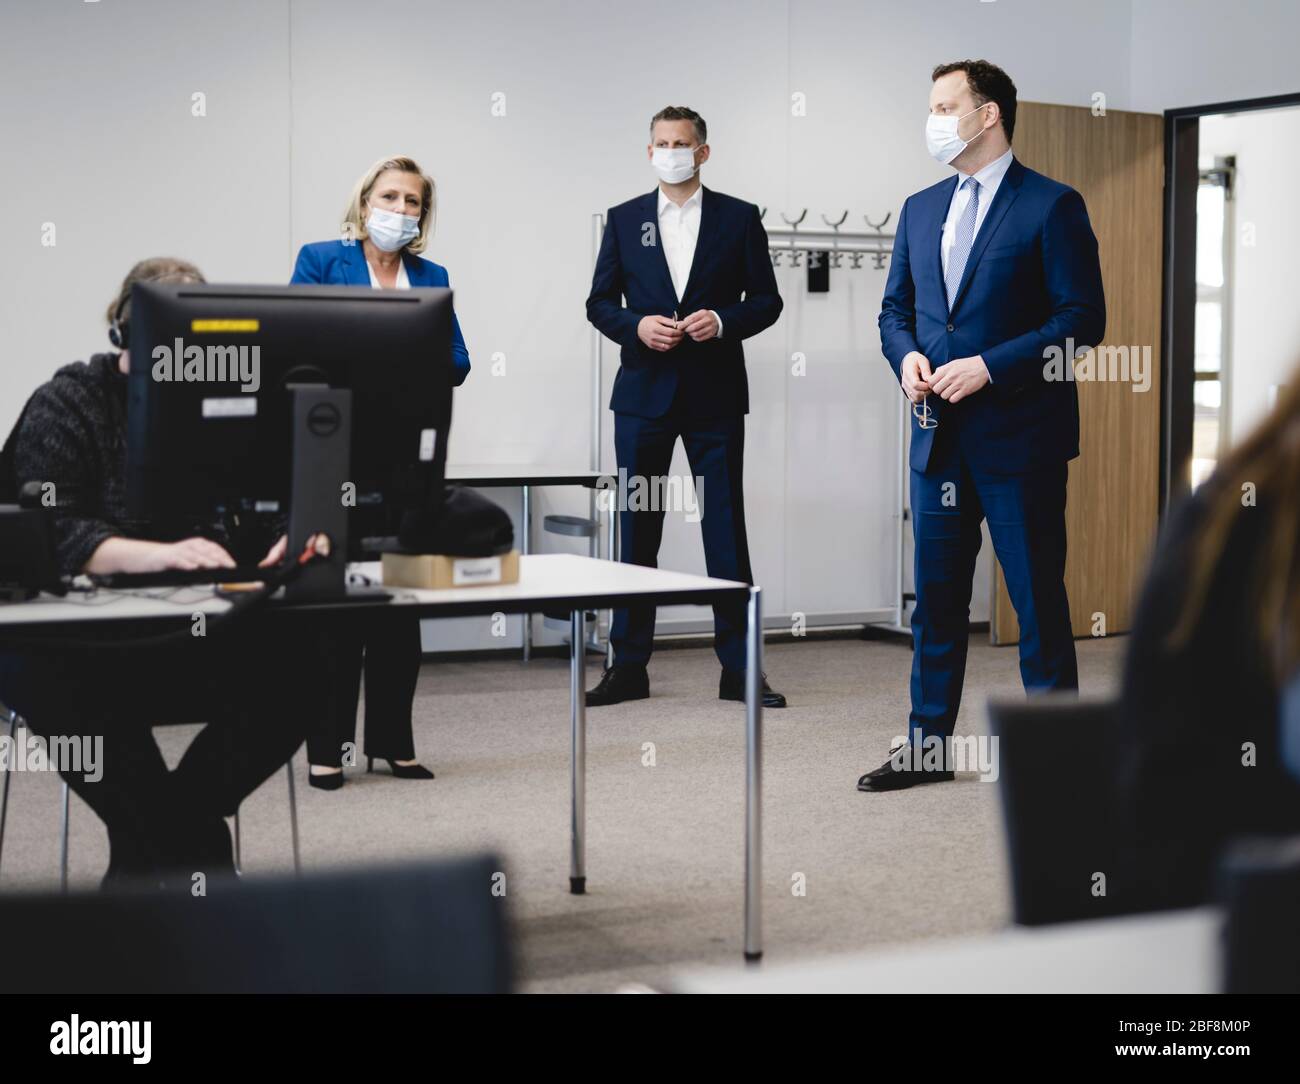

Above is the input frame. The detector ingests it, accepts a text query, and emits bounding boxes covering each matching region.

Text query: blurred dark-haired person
[290,155,469,789]
[585,105,786,709]
[0,258,319,886]
[868,59,1105,791]
[1116,377,1300,912]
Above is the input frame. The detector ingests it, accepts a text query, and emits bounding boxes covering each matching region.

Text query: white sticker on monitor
[202,397,257,418]
[419,428,437,462]
[452,556,501,586]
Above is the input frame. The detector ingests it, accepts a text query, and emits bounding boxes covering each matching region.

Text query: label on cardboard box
[452,556,502,586]
[381,550,518,589]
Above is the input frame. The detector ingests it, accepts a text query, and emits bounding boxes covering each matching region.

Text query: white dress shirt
[940,147,1014,279]
[366,257,411,290]
[657,186,722,337]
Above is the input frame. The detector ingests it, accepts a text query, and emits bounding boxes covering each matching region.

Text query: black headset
[108,292,130,351]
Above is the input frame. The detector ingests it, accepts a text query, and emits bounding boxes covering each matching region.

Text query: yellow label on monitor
[191,319,260,333]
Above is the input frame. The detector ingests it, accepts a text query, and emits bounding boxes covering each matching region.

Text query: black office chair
[0,853,513,993]
[0,703,300,889]
[0,397,300,886]
[1219,835,1300,994]
[988,696,1135,925]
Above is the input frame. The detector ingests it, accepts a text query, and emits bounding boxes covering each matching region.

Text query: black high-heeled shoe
[308,768,345,791]
[367,756,435,780]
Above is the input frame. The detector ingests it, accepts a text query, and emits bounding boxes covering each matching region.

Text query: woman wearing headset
[291,155,470,790]
[0,257,319,884]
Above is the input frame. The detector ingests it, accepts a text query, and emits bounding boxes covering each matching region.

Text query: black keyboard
[93,566,279,590]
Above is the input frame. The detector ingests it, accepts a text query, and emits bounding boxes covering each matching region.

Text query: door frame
[1161,90,1300,510]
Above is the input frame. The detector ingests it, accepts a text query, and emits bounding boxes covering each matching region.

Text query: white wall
[1129,0,1300,113]
[1200,107,1300,444]
[0,0,291,425]
[2,0,1145,651]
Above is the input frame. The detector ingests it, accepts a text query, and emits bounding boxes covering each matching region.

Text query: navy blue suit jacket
[586,187,782,419]
[290,239,471,386]
[879,158,1105,474]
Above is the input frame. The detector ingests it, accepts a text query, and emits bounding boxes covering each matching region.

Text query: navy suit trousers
[909,431,1078,743]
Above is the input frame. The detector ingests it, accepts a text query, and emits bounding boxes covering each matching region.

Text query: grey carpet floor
[0,632,1125,992]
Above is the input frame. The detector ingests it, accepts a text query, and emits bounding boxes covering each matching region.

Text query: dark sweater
[11,353,264,575]
[1116,481,1300,911]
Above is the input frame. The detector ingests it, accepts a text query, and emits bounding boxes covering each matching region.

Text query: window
[1191,156,1234,489]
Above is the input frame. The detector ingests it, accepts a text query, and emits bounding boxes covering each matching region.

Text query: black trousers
[306,615,421,767]
[0,623,319,884]
[611,406,754,672]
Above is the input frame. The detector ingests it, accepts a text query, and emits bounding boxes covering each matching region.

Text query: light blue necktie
[945,177,981,310]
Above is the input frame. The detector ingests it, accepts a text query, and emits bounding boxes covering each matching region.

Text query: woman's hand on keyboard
[84,536,236,575]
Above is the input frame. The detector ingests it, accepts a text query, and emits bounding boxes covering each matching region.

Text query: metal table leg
[0,708,19,878]
[286,760,301,874]
[744,587,764,961]
[59,781,70,893]
[606,484,619,668]
[522,484,532,663]
[569,608,586,894]
[585,488,603,653]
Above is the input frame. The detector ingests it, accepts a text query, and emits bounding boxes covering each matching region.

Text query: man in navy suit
[864,60,1106,790]
[585,106,786,708]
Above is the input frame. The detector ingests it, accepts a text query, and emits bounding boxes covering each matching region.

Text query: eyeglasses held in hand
[912,394,938,430]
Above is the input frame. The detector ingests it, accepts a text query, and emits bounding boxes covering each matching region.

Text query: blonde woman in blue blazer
[291,155,470,789]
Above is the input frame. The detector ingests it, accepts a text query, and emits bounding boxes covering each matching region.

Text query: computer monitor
[126,282,454,561]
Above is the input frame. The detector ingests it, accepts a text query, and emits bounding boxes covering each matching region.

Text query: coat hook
[822,210,848,269]
[780,210,807,267]
[865,212,892,269]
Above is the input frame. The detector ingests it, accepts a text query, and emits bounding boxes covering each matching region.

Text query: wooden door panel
[991,103,1164,644]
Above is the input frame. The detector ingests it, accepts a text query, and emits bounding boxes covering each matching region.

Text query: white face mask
[651,146,700,185]
[925,103,990,165]
[366,206,421,252]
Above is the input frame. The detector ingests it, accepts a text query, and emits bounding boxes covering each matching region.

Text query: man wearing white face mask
[586,105,786,709]
[867,60,1106,792]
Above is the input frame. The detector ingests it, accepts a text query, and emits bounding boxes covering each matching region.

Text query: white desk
[674,907,1222,993]
[446,465,614,661]
[0,554,766,960]
[446,464,607,489]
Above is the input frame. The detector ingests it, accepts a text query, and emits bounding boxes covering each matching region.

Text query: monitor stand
[283,385,390,605]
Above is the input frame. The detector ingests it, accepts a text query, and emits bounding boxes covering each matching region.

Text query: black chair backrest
[1219,835,1300,994]
[0,854,512,994]
[988,696,1133,925]
[0,399,28,505]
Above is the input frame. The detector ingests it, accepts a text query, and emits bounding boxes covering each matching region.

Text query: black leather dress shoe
[856,747,954,792]
[719,670,787,709]
[586,664,649,706]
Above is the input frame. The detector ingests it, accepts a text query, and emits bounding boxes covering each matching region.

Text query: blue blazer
[879,157,1105,474]
[290,239,471,386]
[587,187,782,419]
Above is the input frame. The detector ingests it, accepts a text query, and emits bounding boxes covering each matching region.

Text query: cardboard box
[381,549,519,590]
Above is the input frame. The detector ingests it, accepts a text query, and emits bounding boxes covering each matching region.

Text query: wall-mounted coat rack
[760,209,896,292]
